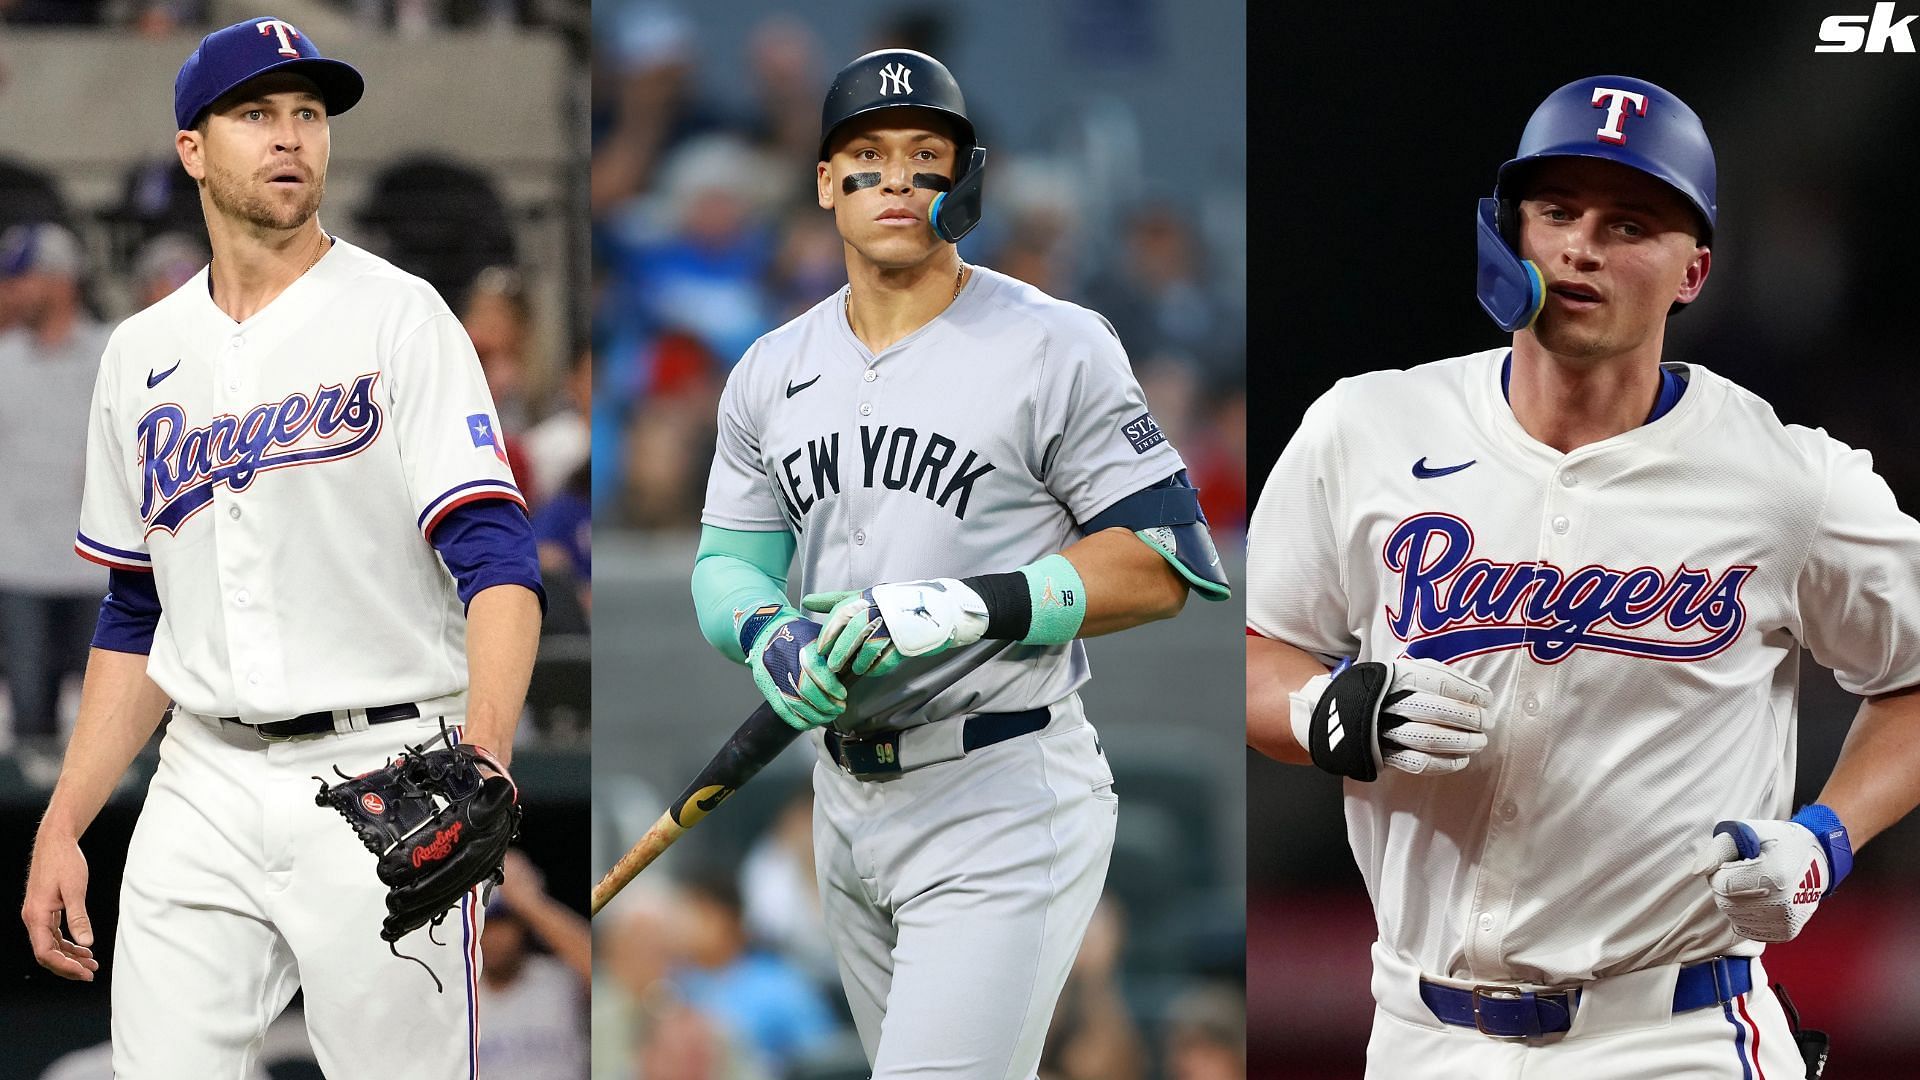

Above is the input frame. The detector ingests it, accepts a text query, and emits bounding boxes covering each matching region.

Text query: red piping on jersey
[423,489,528,539]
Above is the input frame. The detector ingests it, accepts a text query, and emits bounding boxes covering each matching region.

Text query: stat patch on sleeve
[467,413,509,464]
[1123,413,1165,455]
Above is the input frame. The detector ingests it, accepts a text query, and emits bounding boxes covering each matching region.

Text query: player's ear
[176,129,207,182]
[817,160,834,211]
[1675,245,1711,306]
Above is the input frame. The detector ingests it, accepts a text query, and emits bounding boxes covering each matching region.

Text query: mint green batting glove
[739,603,847,731]
[801,589,905,678]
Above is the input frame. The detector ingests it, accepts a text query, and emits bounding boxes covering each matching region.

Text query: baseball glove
[313,726,519,990]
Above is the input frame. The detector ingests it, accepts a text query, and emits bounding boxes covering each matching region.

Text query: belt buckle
[253,723,296,744]
[835,731,903,777]
[1470,983,1576,1040]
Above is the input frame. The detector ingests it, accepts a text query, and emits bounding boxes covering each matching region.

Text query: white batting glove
[1289,657,1492,780]
[803,578,989,662]
[1707,807,1853,943]
[867,578,989,657]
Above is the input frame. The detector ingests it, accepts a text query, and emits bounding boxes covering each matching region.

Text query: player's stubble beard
[203,157,325,233]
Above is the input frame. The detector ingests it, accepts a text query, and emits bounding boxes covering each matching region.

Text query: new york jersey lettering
[774,425,996,526]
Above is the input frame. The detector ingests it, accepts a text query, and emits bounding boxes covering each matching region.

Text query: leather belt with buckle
[221,702,421,739]
[825,707,1051,777]
[1420,955,1753,1039]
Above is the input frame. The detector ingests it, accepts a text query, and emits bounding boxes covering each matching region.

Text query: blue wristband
[1791,803,1854,892]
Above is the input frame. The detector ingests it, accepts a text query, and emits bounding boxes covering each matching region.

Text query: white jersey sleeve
[1793,433,1920,696]
[1032,311,1186,523]
[386,312,525,536]
[75,331,151,571]
[1245,382,1357,660]
[702,341,788,532]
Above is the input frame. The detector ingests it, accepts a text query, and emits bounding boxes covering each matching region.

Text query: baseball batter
[692,49,1230,1077]
[1247,75,1920,1078]
[19,18,544,1077]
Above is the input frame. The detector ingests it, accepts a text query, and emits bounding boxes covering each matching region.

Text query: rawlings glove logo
[1384,513,1752,664]
[410,821,463,867]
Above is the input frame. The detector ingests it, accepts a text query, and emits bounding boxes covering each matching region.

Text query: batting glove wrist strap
[1790,803,1854,892]
[743,604,847,731]
[1708,817,1835,943]
[963,554,1086,646]
[1290,658,1492,781]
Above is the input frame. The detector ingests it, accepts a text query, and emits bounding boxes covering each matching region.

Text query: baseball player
[1246,75,1920,1078]
[693,49,1230,1077]
[18,18,544,1077]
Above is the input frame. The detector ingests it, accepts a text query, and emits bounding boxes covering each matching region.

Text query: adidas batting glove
[1288,657,1491,781]
[1707,805,1853,943]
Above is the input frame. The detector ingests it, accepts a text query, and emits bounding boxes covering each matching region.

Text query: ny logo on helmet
[1590,87,1649,145]
[256,18,303,57]
[879,62,912,96]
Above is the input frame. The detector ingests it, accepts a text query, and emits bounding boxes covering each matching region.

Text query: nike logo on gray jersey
[786,375,822,398]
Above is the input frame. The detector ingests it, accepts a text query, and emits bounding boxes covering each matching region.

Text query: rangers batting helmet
[1476,75,1716,332]
[819,49,986,244]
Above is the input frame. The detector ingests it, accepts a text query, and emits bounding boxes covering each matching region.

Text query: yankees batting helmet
[1476,75,1717,332]
[819,49,986,244]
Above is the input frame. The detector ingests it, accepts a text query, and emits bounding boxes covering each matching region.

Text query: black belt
[222,702,420,738]
[825,708,1051,775]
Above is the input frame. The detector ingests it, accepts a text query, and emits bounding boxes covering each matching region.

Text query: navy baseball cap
[174,17,364,132]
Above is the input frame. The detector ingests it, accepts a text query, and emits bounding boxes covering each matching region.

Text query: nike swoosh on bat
[1412,457,1476,479]
[147,359,183,388]
[786,375,822,398]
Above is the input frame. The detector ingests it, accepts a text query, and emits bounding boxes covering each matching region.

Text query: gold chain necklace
[846,262,967,322]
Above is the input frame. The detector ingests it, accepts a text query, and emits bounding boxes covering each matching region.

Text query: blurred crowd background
[0,6,592,1077]
[1250,6,1920,1078]
[589,1,1247,1078]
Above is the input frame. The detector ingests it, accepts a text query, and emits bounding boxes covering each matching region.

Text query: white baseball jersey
[703,264,1184,732]
[1248,347,1920,986]
[75,238,523,723]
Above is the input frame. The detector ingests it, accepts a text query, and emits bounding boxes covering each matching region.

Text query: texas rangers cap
[174,17,364,132]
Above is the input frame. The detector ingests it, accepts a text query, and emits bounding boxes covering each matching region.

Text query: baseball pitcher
[19,18,543,1076]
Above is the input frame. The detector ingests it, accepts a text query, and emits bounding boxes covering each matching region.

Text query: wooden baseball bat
[591,700,803,916]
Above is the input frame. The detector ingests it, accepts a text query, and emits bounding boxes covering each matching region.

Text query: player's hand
[746,608,847,731]
[801,589,905,678]
[1288,657,1492,781]
[22,829,100,981]
[1706,811,1851,943]
[803,578,988,661]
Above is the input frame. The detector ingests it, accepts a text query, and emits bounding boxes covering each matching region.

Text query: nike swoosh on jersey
[147,359,182,388]
[1412,457,1476,479]
[786,375,822,398]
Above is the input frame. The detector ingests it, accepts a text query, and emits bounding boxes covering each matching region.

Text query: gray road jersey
[704,265,1185,733]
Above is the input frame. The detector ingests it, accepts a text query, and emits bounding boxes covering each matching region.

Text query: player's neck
[1507,337,1667,454]
[204,216,331,324]
[844,251,968,354]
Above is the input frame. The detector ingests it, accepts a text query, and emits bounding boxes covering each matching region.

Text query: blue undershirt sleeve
[93,567,161,654]
[429,498,548,612]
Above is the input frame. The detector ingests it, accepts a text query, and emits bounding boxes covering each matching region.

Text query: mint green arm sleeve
[691,525,799,663]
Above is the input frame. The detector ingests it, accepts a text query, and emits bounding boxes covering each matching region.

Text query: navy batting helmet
[1475,75,1716,332]
[819,49,986,244]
